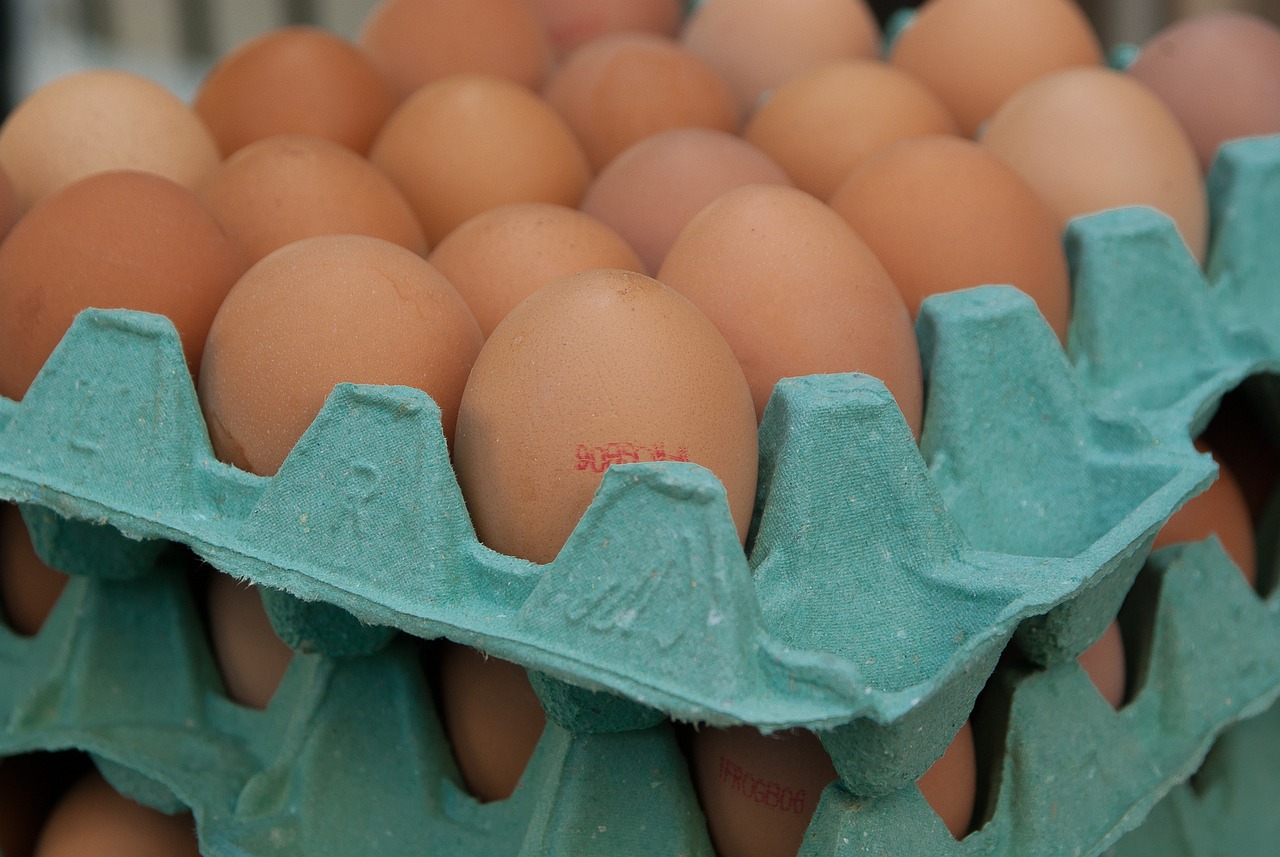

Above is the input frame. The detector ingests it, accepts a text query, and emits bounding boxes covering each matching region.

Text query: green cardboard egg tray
[0,131,1277,855]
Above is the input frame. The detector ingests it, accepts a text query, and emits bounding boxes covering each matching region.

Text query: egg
[198,235,482,477]
[0,503,69,637]
[427,202,644,337]
[0,170,247,401]
[370,74,592,247]
[193,25,399,158]
[542,32,740,171]
[0,754,76,857]
[436,642,547,802]
[827,135,1071,342]
[888,0,1104,137]
[680,0,881,116]
[198,134,427,266]
[0,70,220,212]
[579,127,793,275]
[915,721,977,839]
[742,59,959,200]
[204,572,295,709]
[357,0,553,98]
[33,770,200,857]
[453,268,758,564]
[980,67,1208,264]
[656,184,924,433]
[1127,11,1280,174]
[1077,620,1126,709]
[528,0,684,58]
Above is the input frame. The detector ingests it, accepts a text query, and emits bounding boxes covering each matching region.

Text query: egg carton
[0,134,1275,857]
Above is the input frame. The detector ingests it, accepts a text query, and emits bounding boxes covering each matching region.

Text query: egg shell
[743,59,959,200]
[34,769,200,857]
[370,74,592,247]
[358,0,553,97]
[0,169,247,401]
[528,0,684,58]
[452,268,758,563]
[1077,619,1126,709]
[656,183,923,433]
[889,0,1104,137]
[198,133,427,265]
[0,69,220,212]
[193,25,399,158]
[680,0,881,115]
[1127,11,1280,174]
[542,32,739,171]
[0,502,68,637]
[579,127,793,275]
[827,134,1071,341]
[1152,442,1256,586]
[427,202,644,337]
[197,234,482,477]
[980,66,1208,263]
[205,572,294,710]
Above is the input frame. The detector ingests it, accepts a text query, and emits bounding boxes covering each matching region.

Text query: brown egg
[0,70,220,212]
[428,202,644,337]
[528,0,684,58]
[199,235,482,476]
[205,572,294,710]
[0,165,21,243]
[193,25,399,158]
[436,642,546,802]
[0,503,68,637]
[357,0,553,98]
[743,60,959,200]
[453,269,758,563]
[1127,11,1280,174]
[542,33,740,171]
[657,184,923,433]
[889,0,1104,137]
[33,770,200,857]
[579,128,793,275]
[370,74,592,247]
[198,134,426,266]
[0,170,247,401]
[1152,441,1256,587]
[916,721,977,839]
[827,135,1071,342]
[680,0,881,115]
[980,67,1208,264]
[1077,620,1126,709]
[688,727,837,857]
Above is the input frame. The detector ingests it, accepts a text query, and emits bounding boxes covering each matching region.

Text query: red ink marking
[717,756,807,815]
[574,442,690,473]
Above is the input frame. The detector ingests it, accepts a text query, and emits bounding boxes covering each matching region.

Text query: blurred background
[0,0,1277,112]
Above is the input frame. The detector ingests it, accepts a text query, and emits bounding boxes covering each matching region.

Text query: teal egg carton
[1,113,1277,855]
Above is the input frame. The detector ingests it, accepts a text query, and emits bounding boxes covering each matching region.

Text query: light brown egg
[370,74,592,247]
[528,0,684,58]
[0,170,248,401]
[827,135,1071,342]
[1152,441,1256,586]
[357,0,553,98]
[579,128,793,275]
[1127,11,1280,174]
[436,642,546,802]
[453,269,758,564]
[1077,620,1126,709]
[193,25,399,158]
[427,202,644,337]
[743,59,959,201]
[0,70,220,212]
[980,67,1207,264]
[0,503,68,637]
[889,0,1104,137]
[688,727,837,857]
[680,0,881,116]
[33,770,200,857]
[198,235,482,476]
[542,32,739,171]
[657,184,923,433]
[198,134,426,266]
[916,721,977,839]
[205,572,295,710]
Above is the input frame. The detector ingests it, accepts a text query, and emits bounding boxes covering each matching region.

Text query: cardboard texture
[0,117,1276,855]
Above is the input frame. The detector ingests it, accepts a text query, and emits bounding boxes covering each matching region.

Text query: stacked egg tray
[0,129,1278,855]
